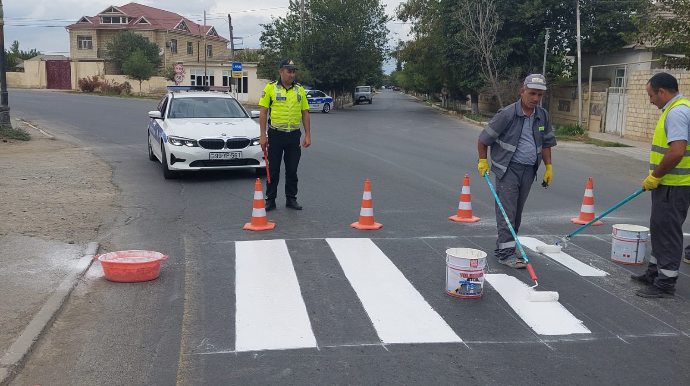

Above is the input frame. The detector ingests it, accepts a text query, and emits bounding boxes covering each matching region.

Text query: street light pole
[576,0,583,127]
[541,27,550,107]
[0,0,11,129]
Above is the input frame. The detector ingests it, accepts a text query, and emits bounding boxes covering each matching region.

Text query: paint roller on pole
[534,188,646,255]
[263,146,271,184]
[484,173,559,302]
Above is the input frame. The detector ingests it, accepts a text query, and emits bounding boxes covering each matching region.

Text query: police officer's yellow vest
[650,97,690,186]
[269,82,303,131]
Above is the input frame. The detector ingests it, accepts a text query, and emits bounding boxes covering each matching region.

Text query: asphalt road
[8,89,690,385]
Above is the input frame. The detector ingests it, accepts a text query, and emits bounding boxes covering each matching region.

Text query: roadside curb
[0,242,99,386]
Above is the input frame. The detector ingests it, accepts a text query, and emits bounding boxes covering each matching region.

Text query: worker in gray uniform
[477,74,557,268]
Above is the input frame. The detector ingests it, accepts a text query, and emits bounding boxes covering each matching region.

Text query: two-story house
[65,3,229,84]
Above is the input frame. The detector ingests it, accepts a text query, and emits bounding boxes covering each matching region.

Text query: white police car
[305,89,333,113]
[147,86,265,179]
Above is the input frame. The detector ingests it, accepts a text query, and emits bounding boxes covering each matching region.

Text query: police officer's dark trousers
[646,185,690,290]
[494,162,535,260]
[266,128,301,201]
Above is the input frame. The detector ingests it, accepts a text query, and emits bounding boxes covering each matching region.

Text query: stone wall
[624,69,690,142]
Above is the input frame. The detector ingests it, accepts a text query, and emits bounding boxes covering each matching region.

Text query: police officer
[632,72,690,298]
[477,74,557,268]
[258,59,311,211]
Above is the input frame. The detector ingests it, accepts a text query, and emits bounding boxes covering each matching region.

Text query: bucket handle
[93,254,169,261]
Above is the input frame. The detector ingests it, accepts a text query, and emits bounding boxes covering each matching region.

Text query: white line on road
[519,237,608,277]
[327,238,463,344]
[235,240,317,352]
[485,274,591,335]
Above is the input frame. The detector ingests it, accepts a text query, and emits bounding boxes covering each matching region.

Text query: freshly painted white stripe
[485,274,590,335]
[253,191,264,200]
[362,191,372,200]
[584,190,594,197]
[519,237,608,277]
[580,204,594,212]
[458,201,473,210]
[326,238,462,344]
[235,240,317,351]
[252,208,266,217]
[461,186,471,194]
[359,207,374,216]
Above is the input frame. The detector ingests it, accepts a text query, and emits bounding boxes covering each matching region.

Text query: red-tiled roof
[66,2,227,42]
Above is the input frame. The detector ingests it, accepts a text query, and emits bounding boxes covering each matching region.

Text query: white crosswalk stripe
[519,237,608,277]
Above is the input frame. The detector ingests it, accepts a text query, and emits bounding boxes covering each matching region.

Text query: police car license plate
[210,152,241,160]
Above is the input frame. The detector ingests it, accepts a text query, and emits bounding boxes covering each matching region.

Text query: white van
[353,86,373,105]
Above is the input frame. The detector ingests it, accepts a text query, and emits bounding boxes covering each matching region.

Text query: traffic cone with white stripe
[351,179,383,230]
[243,178,276,231]
[571,177,603,226]
[449,174,481,223]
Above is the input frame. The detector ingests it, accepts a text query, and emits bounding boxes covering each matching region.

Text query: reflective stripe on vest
[649,98,690,185]
[269,82,303,131]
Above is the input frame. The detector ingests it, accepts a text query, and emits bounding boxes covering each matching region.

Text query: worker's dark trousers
[494,162,535,261]
[266,129,301,201]
[646,185,690,290]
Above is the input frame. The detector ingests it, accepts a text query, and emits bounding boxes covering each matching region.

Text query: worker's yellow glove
[478,159,490,176]
[542,164,553,186]
[642,174,661,191]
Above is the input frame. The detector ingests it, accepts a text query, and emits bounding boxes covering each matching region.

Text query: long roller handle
[566,188,645,239]
[263,147,271,184]
[485,173,538,285]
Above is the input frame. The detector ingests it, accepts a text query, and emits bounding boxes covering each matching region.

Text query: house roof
[27,55,70,61]
[66,3,228,43]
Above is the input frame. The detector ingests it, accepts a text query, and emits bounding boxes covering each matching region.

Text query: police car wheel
[322,103,330,113]
[160,143,177,180]
[148,134,157,161]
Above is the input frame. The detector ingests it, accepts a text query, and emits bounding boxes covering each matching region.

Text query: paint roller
[484,174,559,302]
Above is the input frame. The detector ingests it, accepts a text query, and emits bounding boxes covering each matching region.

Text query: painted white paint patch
[519,236,608,277]
[326,238,462,344]
[485,274,590,335]
[235,239,317,352]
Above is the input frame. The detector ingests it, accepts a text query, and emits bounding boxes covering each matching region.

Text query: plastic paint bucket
[95,250,169,282]
[611,224,648,265]
[445,248,487,298]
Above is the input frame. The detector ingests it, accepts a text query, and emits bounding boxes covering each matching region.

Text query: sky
[4,0,409,74]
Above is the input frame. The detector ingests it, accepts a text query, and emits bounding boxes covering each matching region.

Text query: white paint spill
[519,236,608,277]
[485,274,590,335]
[326,238,462,344]
[235,239,317,352]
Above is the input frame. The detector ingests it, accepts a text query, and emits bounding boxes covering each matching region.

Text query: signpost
[174,63,184,85]
[232,62,242,78]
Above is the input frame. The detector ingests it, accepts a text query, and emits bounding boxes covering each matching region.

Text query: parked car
[147,85,265,179]
[305,89,333,113]
[393,86,401,91]
[353,85,373,105]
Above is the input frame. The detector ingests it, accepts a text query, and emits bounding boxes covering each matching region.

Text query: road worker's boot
[265,199,276,212]
[286,199,302,210]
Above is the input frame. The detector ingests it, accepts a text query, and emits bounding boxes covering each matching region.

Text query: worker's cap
[523,74,547,90]
[279,59,297,70]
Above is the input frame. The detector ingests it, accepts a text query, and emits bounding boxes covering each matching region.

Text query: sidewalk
[587,131,650,162]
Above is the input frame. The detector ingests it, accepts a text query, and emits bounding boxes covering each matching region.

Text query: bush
[99,79,132,95]
[554,124,586,136]
[77,76,101,92]
[464,111,485,122]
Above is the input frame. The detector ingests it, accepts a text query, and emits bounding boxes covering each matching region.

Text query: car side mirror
[250,110,260,119]
[148,111,163,119]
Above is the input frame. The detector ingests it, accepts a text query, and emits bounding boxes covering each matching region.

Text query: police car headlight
[250,137,260,146]
[168,136,199,147]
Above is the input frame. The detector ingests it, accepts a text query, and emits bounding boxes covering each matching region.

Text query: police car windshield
[168,97,248,119]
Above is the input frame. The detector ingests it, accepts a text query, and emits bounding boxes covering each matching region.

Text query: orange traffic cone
[351,179,383,230]
[449,174,481,223]
[571,177,603,226]
[243,178,276,231]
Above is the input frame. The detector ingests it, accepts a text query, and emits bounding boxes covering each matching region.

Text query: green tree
[4,41,40,72]
[122,50,157,95]
[106,31,162,72]
[234,49,262,63]
[637,0,690,69]
[161,64,176,82]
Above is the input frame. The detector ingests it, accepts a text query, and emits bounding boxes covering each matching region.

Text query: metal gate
[604,87,628,136]
[46,60,72,90]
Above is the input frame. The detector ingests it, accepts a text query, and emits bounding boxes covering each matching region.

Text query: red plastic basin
[95,250,169,283]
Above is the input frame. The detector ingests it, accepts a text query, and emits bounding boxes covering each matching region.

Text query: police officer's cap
[280,59,297,70]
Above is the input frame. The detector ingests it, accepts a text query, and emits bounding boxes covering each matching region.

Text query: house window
[77,36,93,50]
[190,69,215,86]
[187,42,193,55]
[614,68,626,88]
[101,16,128,24]
[170,39,178,54]
[222,70,249,93]
[206,45,213,58]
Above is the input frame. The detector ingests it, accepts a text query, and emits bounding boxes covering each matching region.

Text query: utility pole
[228,14,234,63]
[204,10,207,86]
[0,0,11,129]
[541,27,550,107]
[300,0,304,41]
[575,0,582,127]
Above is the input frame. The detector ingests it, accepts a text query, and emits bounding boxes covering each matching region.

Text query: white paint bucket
[611,224,649,265]
[445,248,487,298]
